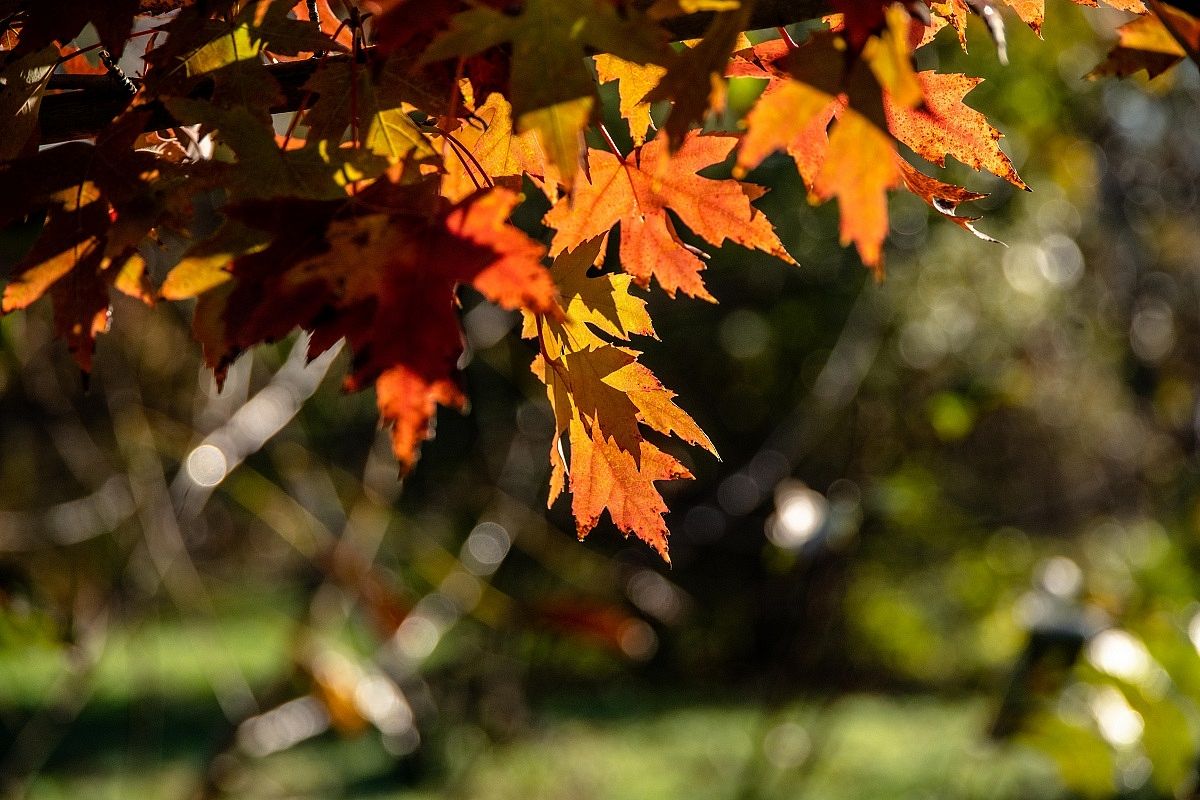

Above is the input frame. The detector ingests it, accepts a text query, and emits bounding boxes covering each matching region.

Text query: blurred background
[4,2,1200,797]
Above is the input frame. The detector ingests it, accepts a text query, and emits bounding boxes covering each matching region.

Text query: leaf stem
[306,0,325,58]
[432,129,492,192]
[598,123,644,219]
[597,123,624,158]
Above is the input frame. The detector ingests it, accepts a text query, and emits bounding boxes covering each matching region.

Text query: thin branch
[638,0,829,39]
[122,0,833,32]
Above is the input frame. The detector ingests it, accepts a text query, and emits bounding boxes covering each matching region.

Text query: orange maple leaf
[732,37,1011,269]
[558,415,693,561]
[1088,4,1199,80]
[815,110,903,269]
[898,159,999,243]
[526,237,716,561]
[208,182,556,473]
[1002,0,1146,36]
[731,41,841,183]
[544,133,794,302]
[532,340,714,561]
[1,184,113,370]
[593,54,666,147]
[885,71,1027,190]
[438,91,561,204]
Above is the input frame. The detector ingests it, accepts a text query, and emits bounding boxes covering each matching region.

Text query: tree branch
[640,0,828,38]
[34,0,829,144]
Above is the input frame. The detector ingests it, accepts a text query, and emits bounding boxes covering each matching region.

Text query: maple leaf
[1088,4,1199,79]
[644,3,754,147]
[544,133,795,301]
[1003,0,1050,35]
[926,0,968,49]
[1001,0,1146,35]
[820,6,930,108]
[195,181,556,473]
[437,90,561,204]
[520,235,656,355]
[525,237,716,561]
[420,0,672,181]
[814,108,903,269]
[2,184,112,369]
[165,99,385,200]
[729,35,902,265]
[543,411,693,561]
[298,61,436,164]
[0,116,185,369]
[731,35,1013,267]
[160,222,270,301]
[1,0,140,60]
[885,71,1027,190]
[0,45,56,160]
[729,40,841,182]
[897,158,1000,243]
[594,54,666,147]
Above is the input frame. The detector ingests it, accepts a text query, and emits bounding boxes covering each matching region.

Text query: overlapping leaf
[180,181,555,473]
[420,0,673,181]
[142,0,347,123]
[885,71,1026,190]
[298,61,436,164]
[1088,3,1199,79]
[524,236,716,560]
[0,0,141,60]
[165,99,385,201]
[644,3,755,146]
[545,133,794,301]
[0,117,187,369]
[437,90,561,204]
[730,31,1017,268]
[0,0,1184,561]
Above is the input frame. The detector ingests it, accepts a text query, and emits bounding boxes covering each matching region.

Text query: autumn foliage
[0,0,1197,560]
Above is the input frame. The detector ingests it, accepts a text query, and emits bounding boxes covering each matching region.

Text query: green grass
[423,695,1061,800]
[11,692,1061,800]
[2,597,1062,800]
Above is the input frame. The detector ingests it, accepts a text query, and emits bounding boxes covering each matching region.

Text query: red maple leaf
[209,181,557,472]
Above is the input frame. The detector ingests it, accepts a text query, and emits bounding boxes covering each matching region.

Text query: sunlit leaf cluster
[0,0,1195,559]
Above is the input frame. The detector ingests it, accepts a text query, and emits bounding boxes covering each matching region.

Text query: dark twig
[98,49,139,97]
[306,0,325,58]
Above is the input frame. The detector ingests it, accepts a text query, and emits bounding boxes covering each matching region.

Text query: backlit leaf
[545,133,794,301]
[1088,6,1198,80]
[210,182,555,472]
